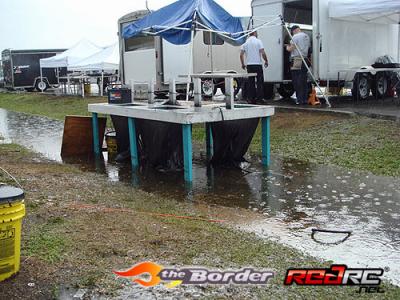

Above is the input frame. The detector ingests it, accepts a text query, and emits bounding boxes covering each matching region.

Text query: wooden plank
[61,115,106,157]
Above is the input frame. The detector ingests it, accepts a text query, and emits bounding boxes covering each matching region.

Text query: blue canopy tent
[122,0,246,45]
[122,0,249,100]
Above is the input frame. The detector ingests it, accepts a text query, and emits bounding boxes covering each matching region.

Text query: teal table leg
[261,117,271,166]
[92,113,100,155]
[182,124,193,182]
[206,123,213,160]
[128,117,139,169]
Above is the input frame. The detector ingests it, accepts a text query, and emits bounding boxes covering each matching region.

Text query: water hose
[311,228,352,245]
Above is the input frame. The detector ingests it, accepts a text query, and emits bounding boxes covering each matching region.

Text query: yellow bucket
[84,83,91,94]
[105,131,118,156]
[0,186,25,282]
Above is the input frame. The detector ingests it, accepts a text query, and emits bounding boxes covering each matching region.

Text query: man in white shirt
[286,25,311,104]
[240,31,269,104]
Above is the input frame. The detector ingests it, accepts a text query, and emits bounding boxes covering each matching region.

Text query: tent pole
[82,75,85,98]
[186,12,197,102]
[101,71,104,97]
[210,32,214,72]
[67,74,70,95]
[40,67,43,93]
[186,30,195,102]
[281,16,331,107]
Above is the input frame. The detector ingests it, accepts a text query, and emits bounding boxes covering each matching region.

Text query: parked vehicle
[252,0,400,99]
[1,49,66,91]
[118,10,249,98]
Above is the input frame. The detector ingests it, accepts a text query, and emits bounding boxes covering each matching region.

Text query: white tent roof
[40,39,102,68]
[329,0,400,24]
[68,43,119,71]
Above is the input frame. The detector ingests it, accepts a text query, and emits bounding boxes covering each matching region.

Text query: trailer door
[162,39,191,84]
[252,0,283,82]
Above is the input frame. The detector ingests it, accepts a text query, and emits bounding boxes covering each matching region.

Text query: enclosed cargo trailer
[1,49,66,91]
[252,0,400,99]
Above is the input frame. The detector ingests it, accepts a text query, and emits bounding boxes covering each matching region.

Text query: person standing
[240,31,269,104]
[286,25,311,105]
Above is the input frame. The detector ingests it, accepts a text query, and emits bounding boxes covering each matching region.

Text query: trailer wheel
[277,83,294,98]
[201,79,214,99]
[352,73,370,100]
[371,73,388,98]
[219,78,241,97]
[263,83,274,100]
[35,80,49,92]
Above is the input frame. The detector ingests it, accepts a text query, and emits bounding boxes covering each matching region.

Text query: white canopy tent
[329,0,400,24]
[38,39,102,94]
[68,43,120,96]
[39,39,102,68]
[68,43,119,72]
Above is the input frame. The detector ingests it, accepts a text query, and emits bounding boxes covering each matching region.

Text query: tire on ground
[371,72,388,98]
[352,73,370,100]
[35,79,49,92]
[277,83,294,98]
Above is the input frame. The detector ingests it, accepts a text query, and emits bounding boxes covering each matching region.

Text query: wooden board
[61,115,107,157]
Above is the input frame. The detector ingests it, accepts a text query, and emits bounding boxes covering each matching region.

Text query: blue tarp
[122,0,245,45]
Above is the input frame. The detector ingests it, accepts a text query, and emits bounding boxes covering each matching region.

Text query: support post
[92,113,100,156]
[205,123,213,160]
[169,78,177,105]
[129,79,135,102]
[225,77,235,109]
[100,71,104,97]
[261,117,271,167]
[67,74,70,94]
[81,76,85,98]
[128,118,139,169]
[193,77,202,107]
[39,67,44,94]
[148,79,155,104]
[182,124,193,182]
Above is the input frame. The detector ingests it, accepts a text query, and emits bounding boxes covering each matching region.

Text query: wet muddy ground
[1,108,399,289]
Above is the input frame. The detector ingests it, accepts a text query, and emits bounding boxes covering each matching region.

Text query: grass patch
[0,92,106,120]
[23,226,66,263]
[22,217,68,263]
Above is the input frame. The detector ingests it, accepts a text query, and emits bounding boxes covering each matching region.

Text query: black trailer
[1,49,66,91]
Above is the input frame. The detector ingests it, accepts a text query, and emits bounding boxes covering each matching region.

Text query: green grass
[0,92,106,120]
[22,217,67,264]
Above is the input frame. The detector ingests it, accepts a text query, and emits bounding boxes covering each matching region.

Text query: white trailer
[118,10,248,98]
[252,0,400,99]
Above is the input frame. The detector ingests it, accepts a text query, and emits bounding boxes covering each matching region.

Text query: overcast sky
[0,0,252,53]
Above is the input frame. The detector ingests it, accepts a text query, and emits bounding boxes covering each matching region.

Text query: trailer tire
[371,73,388,98]
[263,83,274,100]
[35,80,49,92]
[201,79,214,99]
[278,83,294,98]
[219,78,240,97]
[352,73,370,100]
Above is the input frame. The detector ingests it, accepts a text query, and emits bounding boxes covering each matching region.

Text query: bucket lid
[0,185,24,203]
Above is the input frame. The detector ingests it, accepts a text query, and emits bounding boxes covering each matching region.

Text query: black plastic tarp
[111,116,259,169]
[210,119,259,166]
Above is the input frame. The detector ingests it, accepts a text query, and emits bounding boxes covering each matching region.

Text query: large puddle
[0,108,399,285]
